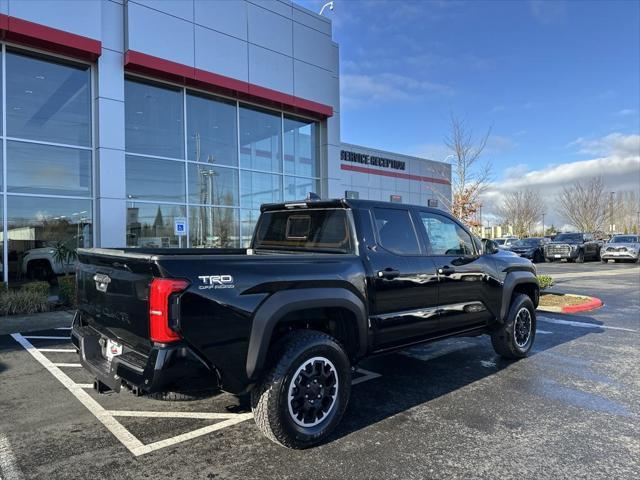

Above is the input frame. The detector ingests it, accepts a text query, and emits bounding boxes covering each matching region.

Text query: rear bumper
[71,311,217,394]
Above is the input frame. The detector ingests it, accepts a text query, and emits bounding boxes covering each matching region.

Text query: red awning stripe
[124,50,333,119]
[341,163,451,185]
[0,14,101,61]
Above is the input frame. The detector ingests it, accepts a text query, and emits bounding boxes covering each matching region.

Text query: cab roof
[260,198,446,213]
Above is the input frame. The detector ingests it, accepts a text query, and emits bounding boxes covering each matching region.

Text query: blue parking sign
[174,217,187,236]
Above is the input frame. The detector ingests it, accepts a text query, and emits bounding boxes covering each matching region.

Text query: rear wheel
[491,293,536,359]
[251,330,351,449]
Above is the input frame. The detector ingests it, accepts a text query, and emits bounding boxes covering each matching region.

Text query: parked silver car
[600,235,640,263]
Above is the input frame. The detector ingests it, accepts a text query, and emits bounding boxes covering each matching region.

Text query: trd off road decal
[197,275,235,290]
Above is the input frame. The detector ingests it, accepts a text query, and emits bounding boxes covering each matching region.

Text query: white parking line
[536,329,553,334]
[352,368,382,385]
[38,348,76,353]
[22,336,69,340]
[11,333,146,456]
[539,317,637,332]
[0,433,26,480]
[132,414,254,456]
[55,327,72,330]
[12,333,383,457]
[108,410,248,420]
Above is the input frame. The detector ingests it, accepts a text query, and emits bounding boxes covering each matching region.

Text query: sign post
[174,217,187,248]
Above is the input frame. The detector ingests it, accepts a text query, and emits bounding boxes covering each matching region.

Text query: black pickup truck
[543,232,602,263]
[72,199,539,449]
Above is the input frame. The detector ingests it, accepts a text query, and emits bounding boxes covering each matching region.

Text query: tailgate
[77,249,157,353]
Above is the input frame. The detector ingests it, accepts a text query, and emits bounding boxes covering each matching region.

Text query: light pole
[319,1,334,16]
[541,212,546,236]
[609,191,615,233]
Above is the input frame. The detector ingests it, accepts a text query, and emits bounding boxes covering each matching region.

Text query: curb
[537,293,604,314]
[562,296,603,313]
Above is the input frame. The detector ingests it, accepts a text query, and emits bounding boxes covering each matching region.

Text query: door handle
[377,268,400,280]
[437,265,455,276]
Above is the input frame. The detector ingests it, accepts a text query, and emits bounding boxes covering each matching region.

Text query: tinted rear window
[253,209,353,253]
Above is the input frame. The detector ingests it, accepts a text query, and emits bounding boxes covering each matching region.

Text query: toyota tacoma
[72,199,539,449]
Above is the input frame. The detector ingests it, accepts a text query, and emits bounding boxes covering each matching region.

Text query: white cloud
[617,108,637,116]
[483,133,640,226]
[503,163,529,179]
[567,132,640,156]
[341,73,453,108]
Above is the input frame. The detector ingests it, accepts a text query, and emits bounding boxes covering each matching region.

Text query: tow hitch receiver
[93,379,114,395]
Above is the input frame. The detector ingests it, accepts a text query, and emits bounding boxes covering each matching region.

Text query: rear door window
[372,207,421,255]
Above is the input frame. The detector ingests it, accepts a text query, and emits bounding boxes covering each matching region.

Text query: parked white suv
[494,237,519,249]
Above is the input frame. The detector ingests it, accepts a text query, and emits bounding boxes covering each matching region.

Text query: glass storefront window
[189,206,239,248]
[240,171,282,209]
[126,202,186,248]
[240,209,260,247]
[125,155,186,203]
[187,93,238,166]
[125,78,184,159]
[188,164,238,206]
[284,176,318,201]
[6,50,91,147]
[284,116,318,178]
[239,105,282,172]
[7,196,92,280]
[7,141,91,196]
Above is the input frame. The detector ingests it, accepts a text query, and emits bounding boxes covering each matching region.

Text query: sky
[295,0,640,227]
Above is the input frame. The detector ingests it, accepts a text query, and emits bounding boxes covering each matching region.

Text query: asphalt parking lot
[1,262,639,479]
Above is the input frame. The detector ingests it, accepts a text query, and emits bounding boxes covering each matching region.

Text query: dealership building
[0,0,451,284]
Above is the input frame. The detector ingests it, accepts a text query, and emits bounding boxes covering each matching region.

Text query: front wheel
[491,293,536,359]
[251,330,351,449]
[575,249,585,263]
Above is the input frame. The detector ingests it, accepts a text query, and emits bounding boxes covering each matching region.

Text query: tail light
[149,278,189,343]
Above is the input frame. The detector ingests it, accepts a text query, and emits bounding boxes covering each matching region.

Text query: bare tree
[496,189,545,237]
[557,177,606,233]
[611,190,640,234]
[443,113,492,226]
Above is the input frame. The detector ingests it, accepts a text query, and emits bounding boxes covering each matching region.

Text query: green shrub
[537,275,554,290]
[0,289,50,316]
[22,281,51,297]
[58,276,77,307]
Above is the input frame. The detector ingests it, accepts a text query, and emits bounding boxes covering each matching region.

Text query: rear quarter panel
[158,254,367,393]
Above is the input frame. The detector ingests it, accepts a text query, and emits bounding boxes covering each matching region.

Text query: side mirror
[482,238,499,255]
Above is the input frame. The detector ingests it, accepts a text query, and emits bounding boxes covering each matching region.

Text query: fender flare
[246,288,368,380]
[499,271,539,322]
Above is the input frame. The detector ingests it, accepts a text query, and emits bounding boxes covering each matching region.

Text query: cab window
[372,207,421,255]
[418,212,475,256]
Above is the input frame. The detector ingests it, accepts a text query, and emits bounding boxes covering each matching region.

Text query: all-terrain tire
[491,293,536,359]
[251,330,351,449]
[575,249,585,263]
